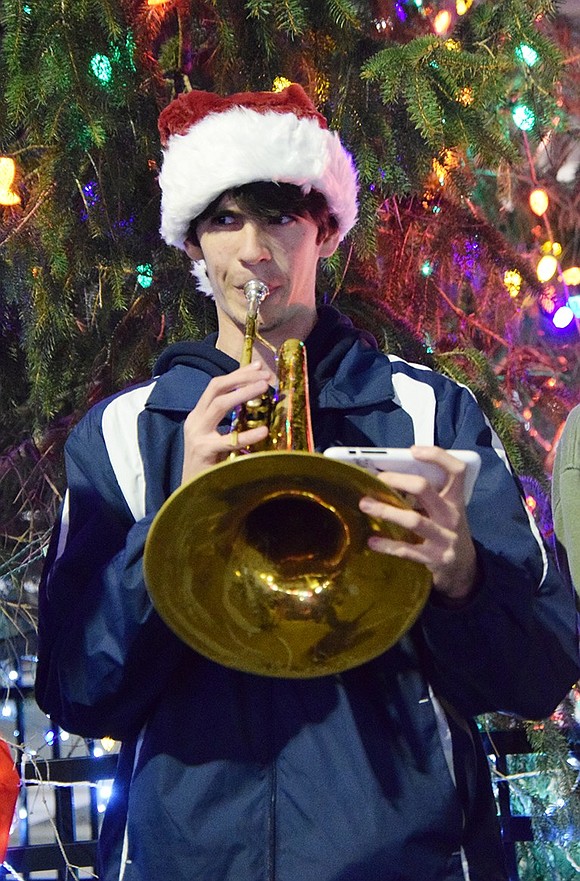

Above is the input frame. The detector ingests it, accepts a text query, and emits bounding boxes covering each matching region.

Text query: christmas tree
[1,0,579,875]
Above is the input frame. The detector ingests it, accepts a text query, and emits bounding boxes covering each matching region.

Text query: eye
[211,212,238,226]
[269,213,295,226]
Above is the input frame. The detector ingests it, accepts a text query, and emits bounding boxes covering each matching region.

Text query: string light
[539,290,557,314]
[433,10,452,34]
[421,260,434,276]
[136,263,154,288]
[512,103,536,131]
[457,86,474,106]
[0,156,21,206]
[90,53,113,84]
[525,495,537,513]
[568,295,580,317]
[504,269,523,298]
[537,254,558,283]
[529,187,549,216]
[272,77,292,93]
[553,305,574,328]
[562,266,580,286]
[515,44,540,67]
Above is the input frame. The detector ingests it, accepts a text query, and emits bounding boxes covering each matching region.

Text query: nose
[238,221,271,265]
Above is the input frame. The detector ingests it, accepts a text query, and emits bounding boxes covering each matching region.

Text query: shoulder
[553,404,580,484]
[67,378,159,449]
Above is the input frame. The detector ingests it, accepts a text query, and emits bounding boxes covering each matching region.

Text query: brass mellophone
[143,280,431,678]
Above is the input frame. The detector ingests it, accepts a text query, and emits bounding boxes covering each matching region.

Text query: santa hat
[158,84,359,251]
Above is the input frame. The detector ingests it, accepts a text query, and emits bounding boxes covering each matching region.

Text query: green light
[421,261,434,276]
[23,4,32,13]
[512,103,536,131]
[90,53,113,84]
[413,0,423,6]
[136,263,154,288]
[515,44,539,67]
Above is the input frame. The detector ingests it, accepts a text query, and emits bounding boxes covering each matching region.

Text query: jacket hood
[149,305,394,413]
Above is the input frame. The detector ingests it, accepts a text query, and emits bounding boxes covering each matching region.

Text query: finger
[197,363,270,409]
[373,471,462,527]
[367,534,432,565]
[360,496,452,546]
[222,424,269,453]
[410,445,466,499]
[195,378,271,432]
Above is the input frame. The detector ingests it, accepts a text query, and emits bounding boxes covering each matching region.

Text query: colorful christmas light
[504,269,523,298]
[90,53,113,84]
[552,305,574,328]
[0,157,21,206]
[515,44,540,67]
[536,254,558,283]
[272,77,293,93]
[512,103,536,131]
[529,187,549,216]
[433,10,452,34]
[136,263,154,288]
[561,266,580,286]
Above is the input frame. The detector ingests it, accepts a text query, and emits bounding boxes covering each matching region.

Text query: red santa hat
[158,84,359,250]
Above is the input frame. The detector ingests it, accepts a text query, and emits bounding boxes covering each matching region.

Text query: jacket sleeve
[418,382,580,721]
[35,403,190,741]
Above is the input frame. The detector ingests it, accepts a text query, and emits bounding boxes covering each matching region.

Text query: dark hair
[186,181,338,246]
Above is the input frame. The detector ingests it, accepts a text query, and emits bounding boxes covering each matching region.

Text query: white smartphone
[323,447,481,503]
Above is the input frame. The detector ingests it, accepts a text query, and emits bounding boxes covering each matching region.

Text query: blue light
[136,263,154,288]
[512,103,536,131]
[515,44,539,67]
[90,54,113,84]
[82,180,99,206]
[567,294,580,318]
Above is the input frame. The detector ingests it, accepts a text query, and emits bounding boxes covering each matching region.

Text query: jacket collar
[146,305,395,414]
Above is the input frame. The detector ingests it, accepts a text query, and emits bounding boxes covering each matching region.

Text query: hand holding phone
[323,447,481,503]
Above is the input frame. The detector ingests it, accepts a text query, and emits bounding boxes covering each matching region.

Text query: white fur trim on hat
[159,106,358,250]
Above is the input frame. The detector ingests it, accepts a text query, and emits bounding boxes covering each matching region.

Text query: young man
[36,85,579,881]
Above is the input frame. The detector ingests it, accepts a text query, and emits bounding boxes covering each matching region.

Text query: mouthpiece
[244,279,269,304]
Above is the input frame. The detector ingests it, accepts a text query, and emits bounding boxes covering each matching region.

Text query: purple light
[552,305,574,328]
[395,3,407,20]
[82,180,99,206]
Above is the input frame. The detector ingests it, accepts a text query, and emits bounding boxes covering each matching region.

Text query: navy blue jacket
[36,307,580,881]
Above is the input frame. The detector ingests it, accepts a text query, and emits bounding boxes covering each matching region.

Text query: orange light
[562,266,580,286]
[0,156,21,206]
[434,10,452,34]
[529,187,549,216]
[457,86,473,106]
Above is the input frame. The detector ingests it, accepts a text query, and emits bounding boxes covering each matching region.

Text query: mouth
[236,282,281,300]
